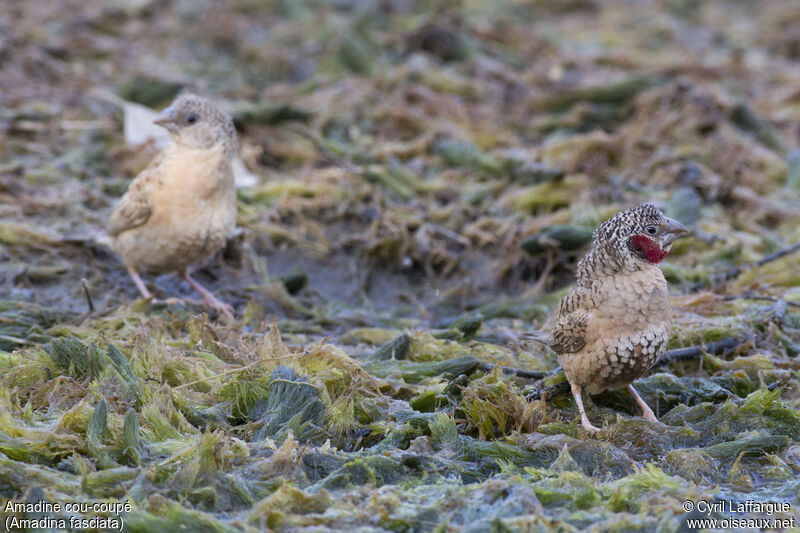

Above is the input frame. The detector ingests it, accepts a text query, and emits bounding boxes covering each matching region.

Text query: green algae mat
[1,0,800,531]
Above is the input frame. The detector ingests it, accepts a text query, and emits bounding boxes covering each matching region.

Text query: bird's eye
[185,113,198,125]
[645,225,658,235]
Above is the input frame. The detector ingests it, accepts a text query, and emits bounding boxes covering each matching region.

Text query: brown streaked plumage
[109,94,238,321]
[548,203,689,431]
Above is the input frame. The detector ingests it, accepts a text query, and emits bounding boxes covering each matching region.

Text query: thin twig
[475,361,553,380]
[291,125,360,174]
[530,251,558,296]
[174,352,305,389]
[526,381,570,402]
[723,293,800,308]
[656,336,748,365]
[81,278,95,313]
[268,378,319,389]
[749,242,800,269]
[690,241,800,292]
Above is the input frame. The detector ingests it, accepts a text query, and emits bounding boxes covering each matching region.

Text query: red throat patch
[629,235,668,264]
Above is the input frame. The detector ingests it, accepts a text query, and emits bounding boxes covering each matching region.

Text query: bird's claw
[202,297,235,322]
[642,412,659,423]
[581,419,602,432]
[150,296,233,320]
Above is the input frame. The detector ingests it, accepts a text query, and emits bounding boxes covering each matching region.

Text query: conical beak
[154,106,178,132]
[661,217,689,247]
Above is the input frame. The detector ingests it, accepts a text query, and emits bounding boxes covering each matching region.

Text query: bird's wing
[548,285,593,354]
[108,155,164,237]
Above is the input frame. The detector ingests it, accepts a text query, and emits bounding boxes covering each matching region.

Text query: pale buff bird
[548,203,688,431]
[109,94,238,320]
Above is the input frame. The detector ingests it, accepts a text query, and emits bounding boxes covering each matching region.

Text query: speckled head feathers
[155,94,237,152]
[593,203,666,245]
[579,203,688,276]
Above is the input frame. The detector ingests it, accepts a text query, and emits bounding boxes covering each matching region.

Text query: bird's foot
[128,267,157,301]
[151,295,233,320]
[199,294,235,322]
[627,384,659,423]
[571,384,602,432]
[642,411,659,423]
[177,270,235,321]
[580,415,602,432]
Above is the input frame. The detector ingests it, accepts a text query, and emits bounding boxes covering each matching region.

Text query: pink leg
[129,267,188,306]
[627,384,658,422]
[571,383,600,432]
[127,267,154,300]
[179,269,234,321]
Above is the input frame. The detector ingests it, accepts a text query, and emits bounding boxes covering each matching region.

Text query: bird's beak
[661,217,689,247]
[154,106,178,132]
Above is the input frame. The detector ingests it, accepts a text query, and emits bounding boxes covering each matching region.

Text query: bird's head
[154,94,237,152]
[592,203,689,267]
